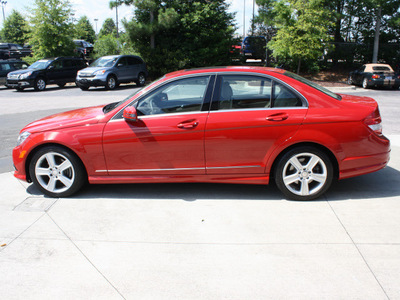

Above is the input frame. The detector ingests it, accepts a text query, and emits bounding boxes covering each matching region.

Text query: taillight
[372,74,380,79]
[84,49,87,54]
[364,107,382,135]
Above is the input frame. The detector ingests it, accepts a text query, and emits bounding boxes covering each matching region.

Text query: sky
[0,0,258,37]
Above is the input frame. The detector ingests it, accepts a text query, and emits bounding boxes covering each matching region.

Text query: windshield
[29,60,52,70]
[283,71,342,100]
[90,57,117,68]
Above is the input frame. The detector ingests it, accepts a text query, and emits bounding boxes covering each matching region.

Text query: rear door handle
[266,113,289,121]
[177,120,199,129]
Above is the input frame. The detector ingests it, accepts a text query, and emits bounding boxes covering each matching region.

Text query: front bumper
[76,74,108,87]
[6,79,34,89]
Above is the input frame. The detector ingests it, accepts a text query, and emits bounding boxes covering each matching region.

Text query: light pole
[1,1,7,23]
[94,18,98,34]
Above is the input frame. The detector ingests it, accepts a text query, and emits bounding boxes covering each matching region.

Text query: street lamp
[1,1,7,23]
[94,18,98,34]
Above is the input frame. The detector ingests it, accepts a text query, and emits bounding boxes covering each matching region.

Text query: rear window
[283,71,342,101]
[373,66,391,71]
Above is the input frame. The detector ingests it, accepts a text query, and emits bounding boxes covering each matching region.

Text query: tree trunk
[297,58,301,74]
[372,6,381,63]
[150,10,155,49]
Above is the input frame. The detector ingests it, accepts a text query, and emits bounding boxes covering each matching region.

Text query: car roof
[364,63,393,72]
[164,66,286,78]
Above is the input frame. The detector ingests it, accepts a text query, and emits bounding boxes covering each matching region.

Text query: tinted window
[13,62,29,70]
[373,66,391,71]
[127,57,142,65]
[64,59,75,68]
[273,82,302,107]
[52,60,63,70]
[136,76,210,115]
[217,75,272,110]
[1,63,11,71]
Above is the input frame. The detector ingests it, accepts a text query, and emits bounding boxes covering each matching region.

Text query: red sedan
[13,66,390,200]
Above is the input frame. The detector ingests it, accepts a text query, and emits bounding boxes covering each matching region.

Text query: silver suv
[75,55,148,90]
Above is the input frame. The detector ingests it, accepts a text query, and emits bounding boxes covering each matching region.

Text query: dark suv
[241,36,267,62]
[73,40,94,59]
[0,59,29,86]
[0,43,32,59]
[76,55,148,90]
[6,57,87,91]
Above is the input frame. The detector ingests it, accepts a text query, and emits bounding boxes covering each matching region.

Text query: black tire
[34,77,46,91]
[362,77,369,89]
[57,83,66,88]
[105,75,117,90]
[347,75,353,85]
[79,86,89,91]
[29,146,87,197]
[136,72,146,87]
[15,87,24,92]
[274,146,333,201]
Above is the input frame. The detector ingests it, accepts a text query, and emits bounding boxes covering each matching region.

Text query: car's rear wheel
[29,146,86,197]
[136,72,146,87]
[274,147,333,201]
[34,77,46,91]
[105,75,117,90]
[362,77,369,89]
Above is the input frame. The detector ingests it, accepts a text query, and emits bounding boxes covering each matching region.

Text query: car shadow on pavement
[12,85,78,93]
[25,166,400,202]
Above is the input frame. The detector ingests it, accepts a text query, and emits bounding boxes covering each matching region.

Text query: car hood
[22,105,106,134]
[8,69,38,75]
[79,67,111,74]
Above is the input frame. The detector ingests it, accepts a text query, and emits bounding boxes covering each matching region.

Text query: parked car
[241,36,266,62]
[6,57,87,91]
[0,43,32,59]
[0,59,29,86]
[76,55,148,90]
[73,39,94,59]
[13,66,390,200]
[348,63,400,89]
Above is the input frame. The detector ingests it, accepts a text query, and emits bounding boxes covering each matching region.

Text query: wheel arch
[24,142,88,183]
[269,142,339,182]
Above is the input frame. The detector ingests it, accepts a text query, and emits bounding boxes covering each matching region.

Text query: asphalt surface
[0,82,400,299]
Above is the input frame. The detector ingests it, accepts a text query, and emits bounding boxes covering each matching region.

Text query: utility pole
[243,0,245,38]
[94,18,98,35]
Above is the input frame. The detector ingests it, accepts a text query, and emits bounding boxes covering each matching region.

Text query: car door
[115,56,130,81]
[46,59,64,84]
[205,74,307,175]
[126,56,140,81]
[102,75,215,176]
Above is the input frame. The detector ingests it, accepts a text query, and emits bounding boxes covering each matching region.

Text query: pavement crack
[326,198,390,300]
[47,212,126,300]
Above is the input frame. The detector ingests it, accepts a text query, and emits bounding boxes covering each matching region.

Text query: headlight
[93,69,106,76]
[17,131,31,146]
[19,72,32,79]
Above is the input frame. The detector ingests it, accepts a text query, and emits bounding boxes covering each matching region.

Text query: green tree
[99,18,117,38]
[0,10,29,45]
[268,0,333,73]
[93,34,118,57]
[27,0,76,59]
[74,16,96,44]
[123,0,235,77]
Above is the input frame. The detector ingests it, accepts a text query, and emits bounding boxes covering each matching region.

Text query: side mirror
[48,65,54,70]
[123,106,138,122]
[117,63,124,67]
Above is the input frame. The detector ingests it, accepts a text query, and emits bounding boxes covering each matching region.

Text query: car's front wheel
[347,75,353,85]
[105,75,117,90]
[29,146,86,197]
[274,147,333,201]
[34,77,46,91]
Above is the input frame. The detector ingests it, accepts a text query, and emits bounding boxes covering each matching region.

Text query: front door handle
[266,113,289,121]
[177,120,199,129]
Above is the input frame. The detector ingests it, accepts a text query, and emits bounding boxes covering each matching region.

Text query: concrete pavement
[1,136,399,299]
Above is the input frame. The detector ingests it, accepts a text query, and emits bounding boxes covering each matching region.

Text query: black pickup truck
[73,40,94,59]
[0,43,32,59]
